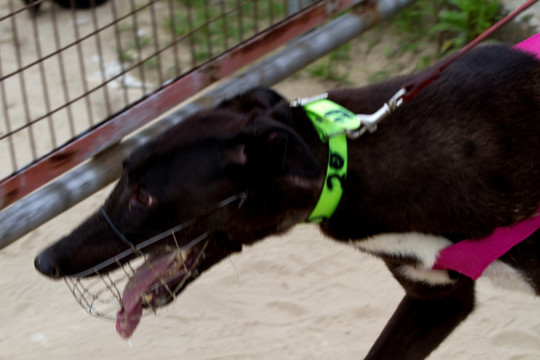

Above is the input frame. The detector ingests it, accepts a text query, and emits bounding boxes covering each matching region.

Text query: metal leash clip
[345,88,406,139]
[292,88,406,139]
[290,93,329,107]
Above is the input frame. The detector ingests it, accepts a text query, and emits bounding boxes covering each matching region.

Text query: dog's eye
[130,188,155,208]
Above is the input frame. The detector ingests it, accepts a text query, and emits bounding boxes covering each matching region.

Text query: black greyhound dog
[35,43,540,359]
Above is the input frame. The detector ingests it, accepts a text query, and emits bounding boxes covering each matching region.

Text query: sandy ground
[2,188,540,360]
[1,2,540,360]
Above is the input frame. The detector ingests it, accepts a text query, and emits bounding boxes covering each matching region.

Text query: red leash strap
[401,0,539,102]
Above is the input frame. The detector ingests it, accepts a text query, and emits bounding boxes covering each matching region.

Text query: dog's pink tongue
[116,252,178,339]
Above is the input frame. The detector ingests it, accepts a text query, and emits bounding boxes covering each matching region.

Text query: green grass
[326,0,506,84]
[117,0,509,85]
[115,16,153,67]
[305,43,353,83]
[432,0,502,53]
[165,0,286,63]
[393,0,503,59]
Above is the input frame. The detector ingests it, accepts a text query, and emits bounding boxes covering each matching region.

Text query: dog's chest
[351,232,535,294]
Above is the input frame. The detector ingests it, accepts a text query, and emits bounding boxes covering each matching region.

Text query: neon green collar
[303,99,360,223]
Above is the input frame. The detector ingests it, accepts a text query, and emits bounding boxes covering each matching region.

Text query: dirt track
[1,2,540,359]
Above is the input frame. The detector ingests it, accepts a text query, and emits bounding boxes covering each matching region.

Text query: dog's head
[34,87,323,337]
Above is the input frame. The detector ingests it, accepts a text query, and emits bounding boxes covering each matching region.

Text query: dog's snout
[34,250,62,279]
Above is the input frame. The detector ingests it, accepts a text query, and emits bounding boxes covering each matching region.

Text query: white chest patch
[482,260,536,295]
[351,232,455,285]
[351,232,537,293]
[352,232,452,268]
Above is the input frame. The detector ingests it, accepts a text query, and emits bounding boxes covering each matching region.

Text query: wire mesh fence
[0,0,310,182]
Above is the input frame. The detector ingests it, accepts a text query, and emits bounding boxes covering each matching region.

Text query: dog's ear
[224,117,321,181]
[217,87,286,114]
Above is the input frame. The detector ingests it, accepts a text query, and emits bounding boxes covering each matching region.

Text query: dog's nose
[34,251,62,279]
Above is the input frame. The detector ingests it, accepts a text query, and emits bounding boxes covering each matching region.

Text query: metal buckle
[292,88,406,139]
[290,93,329,107]
[346,88,406,139]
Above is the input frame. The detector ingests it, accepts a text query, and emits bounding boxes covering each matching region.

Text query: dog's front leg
[365,275,475,360]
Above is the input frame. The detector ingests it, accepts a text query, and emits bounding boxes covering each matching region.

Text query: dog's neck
[283,87,406,239]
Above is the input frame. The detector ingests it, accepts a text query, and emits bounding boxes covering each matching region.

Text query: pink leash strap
[433,209,540,280]
[432,33,540,280]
